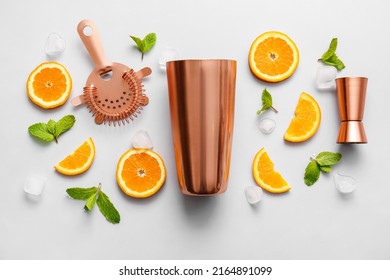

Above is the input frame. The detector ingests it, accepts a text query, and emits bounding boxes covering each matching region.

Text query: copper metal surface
[335,77,368,143]
[337,121,367,143]
[71,20,151,125]
[166,59,237,196]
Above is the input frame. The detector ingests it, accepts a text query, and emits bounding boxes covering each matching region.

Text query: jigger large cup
[335,77,368,143]
[166,59,237,195]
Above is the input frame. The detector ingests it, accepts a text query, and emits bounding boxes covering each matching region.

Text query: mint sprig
[304,152,342,186]
[257,88,278,115]
[28,115,75,143]
[130,33,156,61]
[319,38,345,70]
[66,183,120,224]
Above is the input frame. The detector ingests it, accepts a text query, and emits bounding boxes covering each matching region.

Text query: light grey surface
[1,0,389,259]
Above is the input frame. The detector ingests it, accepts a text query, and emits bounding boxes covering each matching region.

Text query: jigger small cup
[335,77,368,144]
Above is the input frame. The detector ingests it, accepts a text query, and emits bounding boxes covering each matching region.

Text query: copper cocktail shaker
[335,77,368,144]
[166,59,237,195]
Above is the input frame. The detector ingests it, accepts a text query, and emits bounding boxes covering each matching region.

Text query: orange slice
[54,137,95,175]
[249,31,299,82]
[252,148,291,193]
[284,92,321,142]
[116,148,166,198]
[26,62,72,108]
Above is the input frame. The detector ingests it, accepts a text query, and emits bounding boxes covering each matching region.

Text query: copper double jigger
[335,77,368,144]
[166,59,237,196]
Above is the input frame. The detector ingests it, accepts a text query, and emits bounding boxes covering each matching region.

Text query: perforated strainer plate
[71,19,151,125]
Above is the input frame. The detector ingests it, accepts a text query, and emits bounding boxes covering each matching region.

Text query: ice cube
[245,186,263,204]
[44,33,66,57]
[24,175,46,196]
[158,47,179,70]
[316,65,337,89]
[334,172,357,194]
[131,130,153,149]
[258,118,276,134]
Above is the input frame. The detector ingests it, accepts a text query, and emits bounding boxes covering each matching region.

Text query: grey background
[1,0,389,259]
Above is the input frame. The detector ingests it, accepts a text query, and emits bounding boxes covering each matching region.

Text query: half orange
[284,92,321,142]
[54,137,95,175]
[249,31,299,82]
[252,148,291,193]
[116,148,166,198]
[26,62,72,109]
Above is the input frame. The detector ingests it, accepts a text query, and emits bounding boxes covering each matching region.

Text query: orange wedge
[26,62,72,109]
[284,92,321,142]
[252,148,291,193]
[54,137,95,175]
[249,31,299,82]
[116,148,166,198]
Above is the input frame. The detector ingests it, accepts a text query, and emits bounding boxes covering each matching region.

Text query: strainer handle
[136,67,152,79]
[77,20,111,72]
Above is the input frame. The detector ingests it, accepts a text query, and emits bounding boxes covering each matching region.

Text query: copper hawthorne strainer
[72,19,152,125]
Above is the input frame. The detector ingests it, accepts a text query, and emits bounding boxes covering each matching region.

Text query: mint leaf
[320,55,339,67]
[54,115,76,139]
[319,165,332,173]
[66,184,120,224]
[66,187,98,200]
[304,161,321,186]
[84,192,97,211]
[315,152,342,166]
[96,191,120,224]
[130,35,143,51]
[321,38,338,60]
[257,88,278,115]
[304,151,342,186]
[130,32,157,61]
[28,115,75,143]
[261,88,272,111]
[47,120,56,135]
[325,54,345,70]
[142,33,156,53]
[320,38,346,70]
[28,123,54,142]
